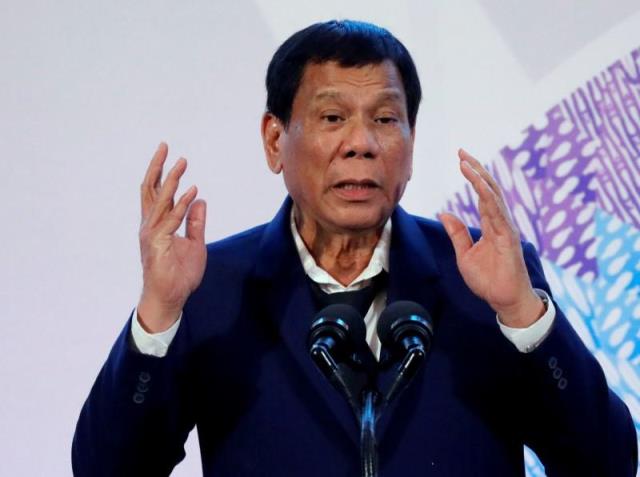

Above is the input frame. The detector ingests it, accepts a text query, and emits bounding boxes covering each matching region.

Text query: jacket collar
[251,197,443,446]
[254,196,441,285]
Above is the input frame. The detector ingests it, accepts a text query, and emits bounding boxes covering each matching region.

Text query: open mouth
[333,180,379,190]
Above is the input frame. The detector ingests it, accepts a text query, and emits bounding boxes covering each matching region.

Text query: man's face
[263,60,415,234]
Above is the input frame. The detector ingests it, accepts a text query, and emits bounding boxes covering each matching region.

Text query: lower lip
[331,184,379,201]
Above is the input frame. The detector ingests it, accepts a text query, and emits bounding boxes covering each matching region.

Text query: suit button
[139,371,151,383]
[552,368,563,379]
[133,392,145,404]
[548,357,558,369]
[558,378,568,390]
[136,382,150,393]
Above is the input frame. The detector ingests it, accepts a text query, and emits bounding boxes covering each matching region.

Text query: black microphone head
[307,304,366,353]
[377,300,434,352]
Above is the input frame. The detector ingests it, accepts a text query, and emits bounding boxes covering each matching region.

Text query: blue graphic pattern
[446,47,640,475]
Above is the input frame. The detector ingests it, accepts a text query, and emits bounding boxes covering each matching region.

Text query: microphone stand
[307,305,382,477]
[360,390,378,477]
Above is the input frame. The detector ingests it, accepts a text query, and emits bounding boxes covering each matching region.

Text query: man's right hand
[136,143,207,333]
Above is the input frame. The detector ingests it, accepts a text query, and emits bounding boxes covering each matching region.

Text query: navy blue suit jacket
[73,198,637,476]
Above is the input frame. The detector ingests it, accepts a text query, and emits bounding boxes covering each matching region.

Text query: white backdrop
[1,1,639,475]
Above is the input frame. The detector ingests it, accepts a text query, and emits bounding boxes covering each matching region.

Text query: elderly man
[73,20,637,476]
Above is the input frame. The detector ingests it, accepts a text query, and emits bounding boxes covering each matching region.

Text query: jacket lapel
[252,197,360,449]
[386,205,441,306]
[376,206,444,440]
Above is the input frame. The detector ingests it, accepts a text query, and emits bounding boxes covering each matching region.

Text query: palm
[440,150,541,327]
[454,234,526,311]
[137,143,207,330]
[144,231,206,306]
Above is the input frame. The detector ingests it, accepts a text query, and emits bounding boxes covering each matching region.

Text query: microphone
[307,304,368,415]
[377,301,434,404]
[308,304,380,477]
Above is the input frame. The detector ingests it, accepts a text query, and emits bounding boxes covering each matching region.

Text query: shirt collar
[290,209,391,293]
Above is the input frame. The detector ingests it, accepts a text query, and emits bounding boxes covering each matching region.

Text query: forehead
[294,60,406,104]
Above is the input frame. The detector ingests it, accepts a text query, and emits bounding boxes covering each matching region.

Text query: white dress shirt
[131,213,555,357]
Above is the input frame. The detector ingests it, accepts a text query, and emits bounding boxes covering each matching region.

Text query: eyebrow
[312,89,405,104]
[376,90,404,104]
[313,91,343,102]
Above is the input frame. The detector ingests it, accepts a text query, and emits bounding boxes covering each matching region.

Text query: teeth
[339,183,372,190]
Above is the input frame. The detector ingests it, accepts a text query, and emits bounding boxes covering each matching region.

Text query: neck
[294,206,382,286]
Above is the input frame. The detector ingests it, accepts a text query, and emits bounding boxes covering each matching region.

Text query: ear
[407,127,416,181]
[261,112,285,174]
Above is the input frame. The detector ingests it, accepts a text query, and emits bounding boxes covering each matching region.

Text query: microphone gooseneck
[307,304,379,477]
[307,304,368,416]
[308,301,434,477]
[377,301,434,405]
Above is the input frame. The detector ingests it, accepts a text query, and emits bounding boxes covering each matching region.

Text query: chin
[328,205,389,232]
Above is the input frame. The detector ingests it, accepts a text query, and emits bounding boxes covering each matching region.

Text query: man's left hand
[439,149,545,328]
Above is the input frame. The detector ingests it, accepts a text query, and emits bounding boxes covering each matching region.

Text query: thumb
[186,199,206,243]
[438,212,473,260]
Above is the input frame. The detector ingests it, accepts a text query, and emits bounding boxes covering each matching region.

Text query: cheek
[296,137,338,181]
[384,138,413,174]
[281,141,328,197]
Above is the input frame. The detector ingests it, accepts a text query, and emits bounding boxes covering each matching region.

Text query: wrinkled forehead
[294,60,407,106]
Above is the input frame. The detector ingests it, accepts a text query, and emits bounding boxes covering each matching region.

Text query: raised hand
[439,149,545,328]
[137,143,207,333]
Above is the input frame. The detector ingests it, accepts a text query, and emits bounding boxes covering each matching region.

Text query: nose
[340,119,381,159]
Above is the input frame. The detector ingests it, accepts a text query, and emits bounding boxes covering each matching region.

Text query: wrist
[496,290,546,329]
[137,294,183,333]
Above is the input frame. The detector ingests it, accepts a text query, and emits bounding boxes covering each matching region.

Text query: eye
[322,114,344,123]
[375,116,398,124]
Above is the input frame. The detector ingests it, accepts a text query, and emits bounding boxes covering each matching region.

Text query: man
[73,20,637,476]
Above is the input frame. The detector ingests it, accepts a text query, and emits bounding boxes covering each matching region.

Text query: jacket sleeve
[518,242,638,476]
[72,313,196,477]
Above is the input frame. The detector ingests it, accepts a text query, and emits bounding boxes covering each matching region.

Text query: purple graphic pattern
[445,47,640,476]
[446,48,640,280]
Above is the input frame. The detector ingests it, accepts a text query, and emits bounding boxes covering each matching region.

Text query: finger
[158,185,198,235]
[141,142,169,218]
[186,199,206,243]
[460,160,510,235]
[459,154,506,212]
[458,149,503,199]
[149,142,169,191]
[148,157,188,226]
[459,159,495,203]
[439,212,473,260]
[479,214,496,242]
[459,149,512,221]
